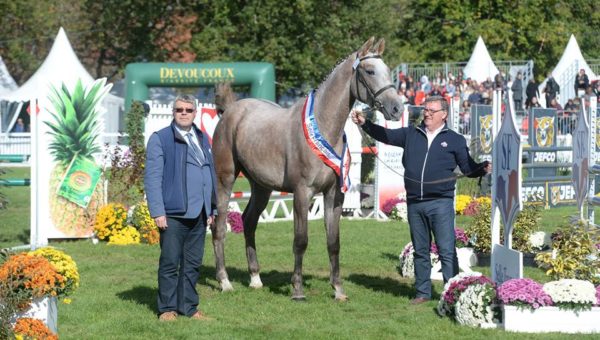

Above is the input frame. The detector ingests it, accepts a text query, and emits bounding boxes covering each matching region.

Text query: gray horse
[211,37,403,300]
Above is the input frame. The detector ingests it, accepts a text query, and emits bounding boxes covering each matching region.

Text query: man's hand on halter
[351,109,366,126]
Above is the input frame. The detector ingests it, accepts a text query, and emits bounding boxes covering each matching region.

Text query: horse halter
[352,54,396,115]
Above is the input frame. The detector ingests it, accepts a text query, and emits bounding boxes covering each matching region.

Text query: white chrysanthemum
[437,272,485,316]
[528,231,549,250]
[455,284,495,326]
[399,242,439,278]
[543,279,596,305]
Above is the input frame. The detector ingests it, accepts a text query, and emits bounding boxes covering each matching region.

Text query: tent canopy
[538,34,596,107]
[463,36,500,83]
[0,56,18,96]
[0,27,94,102]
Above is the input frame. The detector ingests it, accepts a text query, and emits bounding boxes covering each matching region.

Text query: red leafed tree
[154,13,197,63]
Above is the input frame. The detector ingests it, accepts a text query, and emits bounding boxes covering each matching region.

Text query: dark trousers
[157,213,207,316]
[407,198,457,299]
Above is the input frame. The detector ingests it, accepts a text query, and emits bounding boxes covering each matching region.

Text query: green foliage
[105,102,146,206]
[466,202,541,253]
[535,221,600,284]
[399,0,600,80]
[190,0,405,96]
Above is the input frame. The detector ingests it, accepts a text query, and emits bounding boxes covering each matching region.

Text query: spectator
[481,91,492,105]
[494,73,505,91]
[12,118,25,133]
[529,96,542,109]
[563,99,577,114]
[543,72,560,109]
[574,69,589,97]
[430,85,443,97]
[420,75,431,94]
[405,88,416,106]
[482,76,493,90]
[467,85,484,105]
[445,81,457,98]
[406,76,414,92]
[525,78,539,108]
[460,100,471,135]
[511,72,524,113]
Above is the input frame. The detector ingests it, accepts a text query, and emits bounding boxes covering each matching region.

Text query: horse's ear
[359,37,375,57]
[374,38,385,55]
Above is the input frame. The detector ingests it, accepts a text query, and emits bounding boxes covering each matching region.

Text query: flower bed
[498,278,600,333]
[0,247,79,338]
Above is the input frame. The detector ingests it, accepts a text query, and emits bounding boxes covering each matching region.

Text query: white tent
[463,36,500,84]
[0,27,123,134]
[0,56,18,96]
[538,34,596,107]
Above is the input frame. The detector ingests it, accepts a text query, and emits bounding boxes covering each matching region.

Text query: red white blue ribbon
[302,90,351,193]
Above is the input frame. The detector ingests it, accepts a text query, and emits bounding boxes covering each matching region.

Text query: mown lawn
[0,167,590,339]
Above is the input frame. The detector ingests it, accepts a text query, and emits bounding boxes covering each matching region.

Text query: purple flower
[497,278,553,309]
[454,227,469,247]
[227,211,244,233]
[382,197,405,215]
[596,285,600,307]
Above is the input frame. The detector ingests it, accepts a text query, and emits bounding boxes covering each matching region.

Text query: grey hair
[423,95,448,112]
[173,94,197,110]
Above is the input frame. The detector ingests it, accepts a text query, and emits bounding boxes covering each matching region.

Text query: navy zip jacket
[362,120,488,203]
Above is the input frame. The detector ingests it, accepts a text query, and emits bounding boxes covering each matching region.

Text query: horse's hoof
[291,295,307,302]
[249,274,263,289]
[335,293,349,302]
[220,279,234,292]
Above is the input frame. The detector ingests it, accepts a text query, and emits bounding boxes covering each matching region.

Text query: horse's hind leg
[243,183,272,289]
[323,185,347,301]
[212,151,239,292]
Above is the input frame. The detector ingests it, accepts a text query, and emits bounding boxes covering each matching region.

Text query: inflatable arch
[124,62,276,109]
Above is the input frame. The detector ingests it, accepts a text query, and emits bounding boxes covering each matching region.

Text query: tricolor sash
[302,90,351,193]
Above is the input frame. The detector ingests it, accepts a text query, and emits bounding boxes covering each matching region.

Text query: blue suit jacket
[144,122,218,219]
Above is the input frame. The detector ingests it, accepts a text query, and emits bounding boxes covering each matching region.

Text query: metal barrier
[228,191,324,223]
[0,155,29,163]
[1,178,30,186]
[588,59,600,77]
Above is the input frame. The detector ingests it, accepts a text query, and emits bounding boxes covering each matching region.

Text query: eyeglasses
[422,108,445,115]
[174,108,195,113]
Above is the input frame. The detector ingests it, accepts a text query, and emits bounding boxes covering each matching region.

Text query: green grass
[0,167,594,339]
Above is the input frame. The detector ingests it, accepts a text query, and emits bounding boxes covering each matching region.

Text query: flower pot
[475,252,537,267]
[12,296,58,334]
[502,305,600,333]
[457,247,477,270]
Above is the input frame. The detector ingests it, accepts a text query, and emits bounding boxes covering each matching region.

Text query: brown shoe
[410,297,431,305]
[190,311,214,321]
[158,311,178,321]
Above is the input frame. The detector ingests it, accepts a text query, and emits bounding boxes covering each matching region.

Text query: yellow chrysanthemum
[455,195,473,215]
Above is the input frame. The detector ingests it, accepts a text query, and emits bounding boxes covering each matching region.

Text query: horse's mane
[215,82,237,115]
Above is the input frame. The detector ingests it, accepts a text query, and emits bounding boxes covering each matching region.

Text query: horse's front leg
[323,185,347,301]
[291,189,311,300]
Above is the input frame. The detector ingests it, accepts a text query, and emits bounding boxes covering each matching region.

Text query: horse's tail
[215,82,237,115]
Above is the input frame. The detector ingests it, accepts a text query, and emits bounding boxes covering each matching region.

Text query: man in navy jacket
[145,95,217,321]
[352,96,491,304]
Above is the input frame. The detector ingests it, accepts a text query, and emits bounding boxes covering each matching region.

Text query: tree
[398,0,600,80]
[191,0,405,95]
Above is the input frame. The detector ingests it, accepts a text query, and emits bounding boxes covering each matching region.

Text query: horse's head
[350,37,403,121]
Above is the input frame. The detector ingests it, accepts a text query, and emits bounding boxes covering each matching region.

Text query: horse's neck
[312,57,355,147]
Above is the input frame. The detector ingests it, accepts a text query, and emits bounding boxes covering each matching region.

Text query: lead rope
[356,113,488,185]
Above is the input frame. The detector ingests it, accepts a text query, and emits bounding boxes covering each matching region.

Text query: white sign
[491,244,523,285]
[374,112,407,219]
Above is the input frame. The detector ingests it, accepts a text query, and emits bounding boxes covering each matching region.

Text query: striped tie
[186,133,205,165]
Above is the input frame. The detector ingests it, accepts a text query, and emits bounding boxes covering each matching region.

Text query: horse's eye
[366,70,375,75]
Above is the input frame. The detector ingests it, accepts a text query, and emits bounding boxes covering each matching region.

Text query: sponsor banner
[375,113,406,212]
[470,104,493,162]
[529,108,557,149]
[522,181,576,208]
[547,182,576,207]
[56,155,102,208]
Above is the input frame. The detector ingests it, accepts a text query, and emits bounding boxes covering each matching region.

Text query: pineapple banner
[31,78,111,244]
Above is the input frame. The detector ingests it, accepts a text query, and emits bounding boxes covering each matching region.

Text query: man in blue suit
[144,95,217,321]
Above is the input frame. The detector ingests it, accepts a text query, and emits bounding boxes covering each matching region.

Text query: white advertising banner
[374,110,408,218]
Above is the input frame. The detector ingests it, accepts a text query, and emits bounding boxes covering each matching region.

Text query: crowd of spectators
[395,68,600,136]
